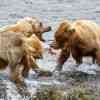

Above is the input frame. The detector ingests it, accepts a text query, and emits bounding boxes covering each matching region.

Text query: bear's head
[50,20,75,50]
[17,17,51,41]
[23,34,43,59]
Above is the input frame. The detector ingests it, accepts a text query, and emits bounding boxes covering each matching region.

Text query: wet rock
[32,83,100,100]
[66,85,100,100]
[33,87,64,100]
[0,80,7,99]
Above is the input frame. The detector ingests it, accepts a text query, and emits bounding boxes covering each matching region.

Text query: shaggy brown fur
[0,32,43,83]
[51,20,100,70]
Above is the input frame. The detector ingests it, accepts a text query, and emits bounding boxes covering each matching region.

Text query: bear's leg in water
[54,48,70,71]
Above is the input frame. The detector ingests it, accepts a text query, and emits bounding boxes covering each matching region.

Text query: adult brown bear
[0,32,43,83]
[0,17,51,41]
[50,20,100,71]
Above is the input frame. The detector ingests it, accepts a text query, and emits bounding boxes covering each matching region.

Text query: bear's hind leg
[72,48,82,65]
[95,51,100,65]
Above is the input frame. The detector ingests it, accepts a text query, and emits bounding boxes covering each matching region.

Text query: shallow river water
[0,0,100,100]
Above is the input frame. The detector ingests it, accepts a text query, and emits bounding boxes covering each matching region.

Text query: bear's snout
[42,26,52,33]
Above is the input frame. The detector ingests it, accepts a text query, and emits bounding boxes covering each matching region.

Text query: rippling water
[0,0,100,99]
[0,0,100,39]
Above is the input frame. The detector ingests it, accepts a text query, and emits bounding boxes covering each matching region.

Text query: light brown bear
[0,31,43,83]
[50,20,100,71]
[0,17,51,41]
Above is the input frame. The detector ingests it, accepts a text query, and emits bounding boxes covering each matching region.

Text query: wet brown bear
[0,17,51,41]
[51,20,100,71]
[0,32,43,83]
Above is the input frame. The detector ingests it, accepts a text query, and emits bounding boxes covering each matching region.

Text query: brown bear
[0,17,51,41]
[50,19,100,71]
[0,31,43,83]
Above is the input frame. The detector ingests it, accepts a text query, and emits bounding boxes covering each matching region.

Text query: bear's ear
[64,28,75,34]
[64,28,68,32]
[68,28,76,34]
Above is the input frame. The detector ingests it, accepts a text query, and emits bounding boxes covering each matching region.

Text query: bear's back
[72,20,100,49]
[0,32,24,63]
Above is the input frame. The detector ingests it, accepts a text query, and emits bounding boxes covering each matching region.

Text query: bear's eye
[39,22,42,27]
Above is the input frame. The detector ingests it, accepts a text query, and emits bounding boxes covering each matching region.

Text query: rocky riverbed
[0,0,100,99]
[0,49,100,100]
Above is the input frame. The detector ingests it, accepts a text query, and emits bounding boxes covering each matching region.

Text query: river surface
[0,0,100,100]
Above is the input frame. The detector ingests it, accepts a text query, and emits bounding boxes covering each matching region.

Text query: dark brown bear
[51,20,100,71]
